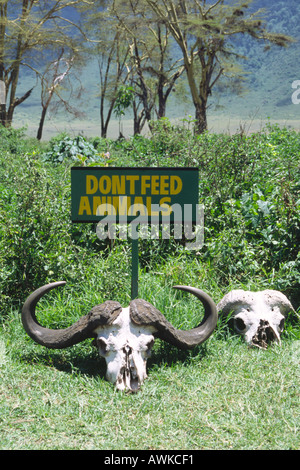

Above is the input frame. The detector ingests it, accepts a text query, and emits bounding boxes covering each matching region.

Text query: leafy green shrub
[43,134,105,165]
[0,121,299,317]
[0,149,98,314]
[101,123,300,301]
[0,125,40,155]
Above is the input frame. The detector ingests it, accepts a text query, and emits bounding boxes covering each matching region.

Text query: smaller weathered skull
[217,289,295,349]
[94,307,155,391]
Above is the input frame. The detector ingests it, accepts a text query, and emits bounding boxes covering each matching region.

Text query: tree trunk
[157,80,166,119]
[100,97,107,138]
[0,103,6,127]
[100,99,115,138]
[194,99,207,135]
[37,105,47,140]
[133,100,145,135]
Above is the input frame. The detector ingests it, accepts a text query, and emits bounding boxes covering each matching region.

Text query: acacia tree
[145,0,294,134]
[128,23,185,133]
[111,0,185,134]
[127,37,156,134]
[97,30,131,138]
[0,0,91,128]
[85,3,132,137]
[37,48,84,140]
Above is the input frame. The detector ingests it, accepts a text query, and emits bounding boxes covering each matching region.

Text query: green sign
[71,167,199,223]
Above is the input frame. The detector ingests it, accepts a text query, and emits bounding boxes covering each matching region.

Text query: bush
[101,121,300,303]
[43,134,105,165]
[0,122,299,315]
[0,125,39,155]
[0,148,95,313]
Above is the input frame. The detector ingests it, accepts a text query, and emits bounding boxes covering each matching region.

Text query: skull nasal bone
[123,345,133,357]
[252,319,278,348]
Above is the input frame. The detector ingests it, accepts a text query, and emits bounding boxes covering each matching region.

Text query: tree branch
[14,87,34,107]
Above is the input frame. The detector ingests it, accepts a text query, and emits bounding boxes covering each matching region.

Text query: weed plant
[0,121,299,450]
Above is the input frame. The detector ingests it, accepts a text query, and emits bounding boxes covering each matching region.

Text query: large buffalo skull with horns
[217,289,295,349]
[22,282,218,391]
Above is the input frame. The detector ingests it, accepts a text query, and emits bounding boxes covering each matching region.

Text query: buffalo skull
[217,289,295,349]
[22,282,218,391]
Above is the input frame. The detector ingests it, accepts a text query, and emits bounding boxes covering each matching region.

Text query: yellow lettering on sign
[99,175,111,194]
[129,197,147,216]
[151,175,160,195]
[160,197,172,215]
[112,175,125,194]
[170,176,182,195]
[93,197,101,215]
[146,197,152,214]
[78,196,91,215]
[141,175,151,195]
[86,175,98,194]
[127,175,139,194]
[80,173,185,219]
[160,175,169,195]
[96,198,107,216]
[95,197,115,215]
[114,196,129,215]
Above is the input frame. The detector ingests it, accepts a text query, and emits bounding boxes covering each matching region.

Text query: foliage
[43,134,105,165]
[0,133,128,311]
[113,86,135,118]
[1,121,299,313]
[0,126,35,155]
[0,150,72,307]
[0,0,87,127]
[90,120,300,303]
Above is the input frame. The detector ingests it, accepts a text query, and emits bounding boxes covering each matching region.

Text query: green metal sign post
[71,167,199,300]
[131,238,139,299]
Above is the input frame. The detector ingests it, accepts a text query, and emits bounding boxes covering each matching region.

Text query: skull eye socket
[145,338,154,358]
[279,317,285,331]
[97,338,109,356]
[234,317,247,333]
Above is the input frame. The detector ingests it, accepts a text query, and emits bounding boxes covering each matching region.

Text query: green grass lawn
[0,293,299,450]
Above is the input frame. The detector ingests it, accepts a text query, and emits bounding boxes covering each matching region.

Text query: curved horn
[21,281,122,349]
[130,286,218,349]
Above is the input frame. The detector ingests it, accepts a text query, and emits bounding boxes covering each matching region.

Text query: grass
[0,260,299,450]
[0,321,299,450]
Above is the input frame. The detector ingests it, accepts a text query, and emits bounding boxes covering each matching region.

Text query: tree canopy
[144,0,294,133]
[0,0,89,127]
[0,0,295,135]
